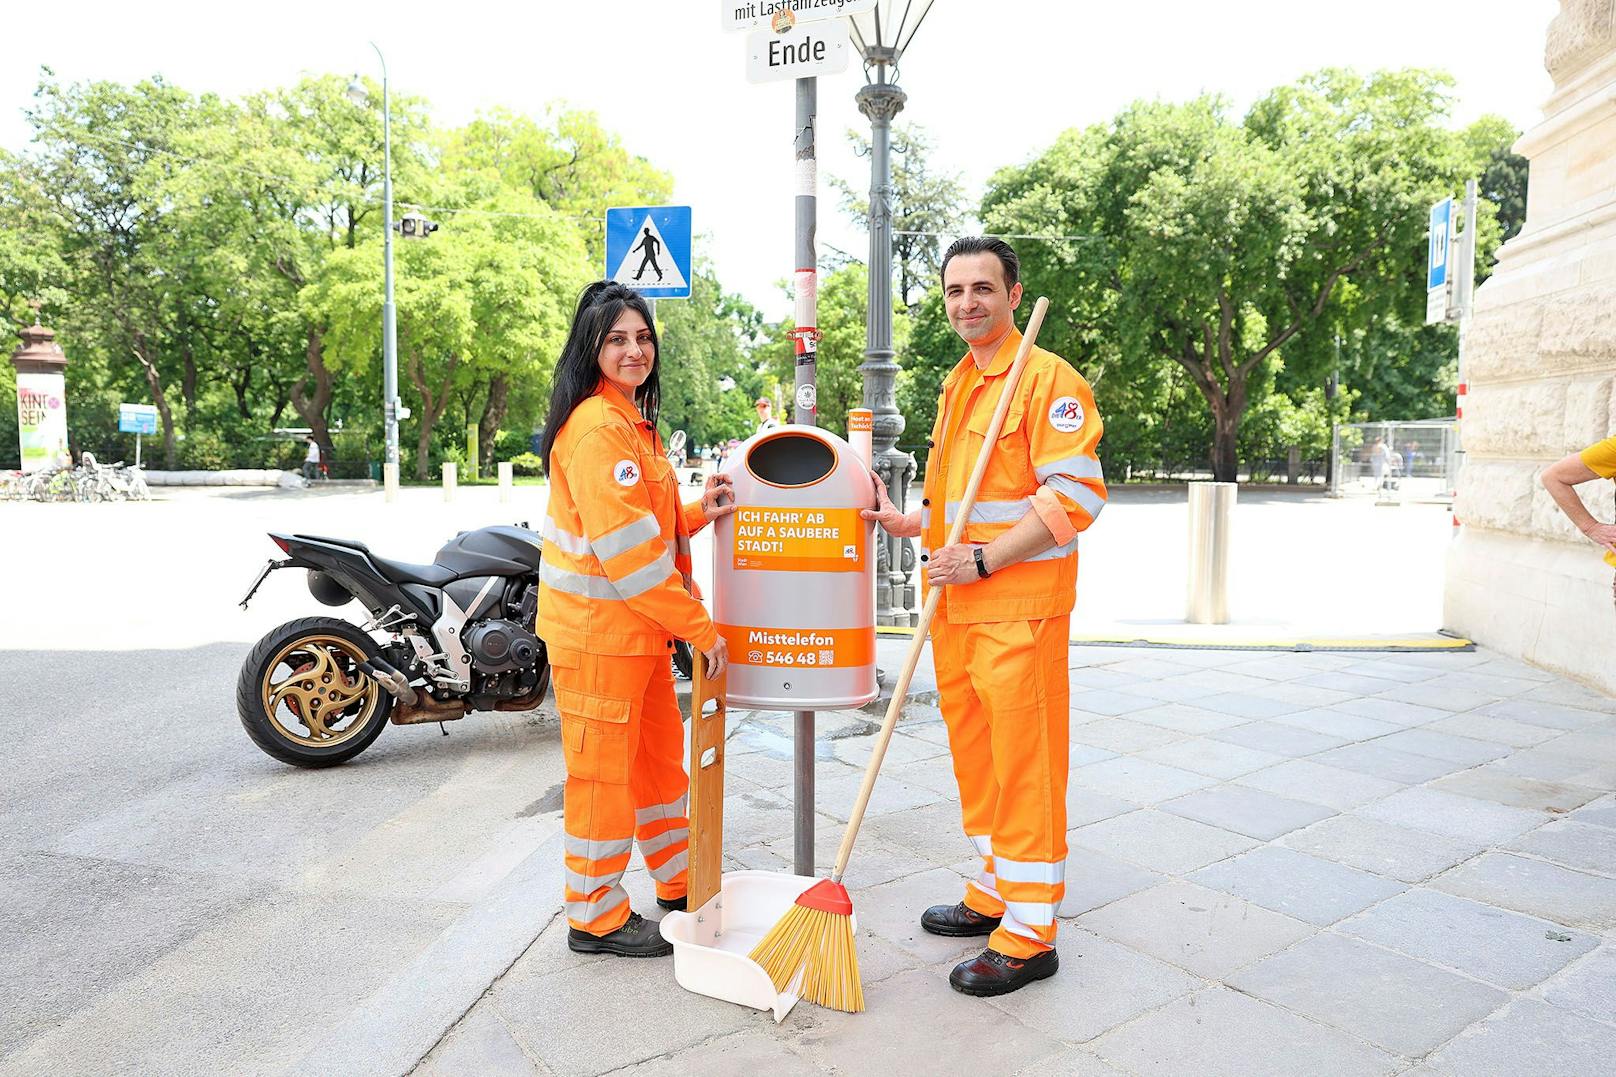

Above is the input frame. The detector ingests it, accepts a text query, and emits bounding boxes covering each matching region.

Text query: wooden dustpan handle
[687,659,728,909]
[830,296,1051,883]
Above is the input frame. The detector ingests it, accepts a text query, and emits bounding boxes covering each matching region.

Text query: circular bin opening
[746,432,836,488]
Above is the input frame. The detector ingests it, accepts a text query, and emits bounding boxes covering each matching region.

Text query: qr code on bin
[818,649,835,666]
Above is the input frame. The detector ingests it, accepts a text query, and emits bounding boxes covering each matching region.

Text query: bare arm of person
[1541,453,1616,555]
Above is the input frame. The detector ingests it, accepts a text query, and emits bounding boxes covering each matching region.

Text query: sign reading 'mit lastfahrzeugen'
[722,0,875,32]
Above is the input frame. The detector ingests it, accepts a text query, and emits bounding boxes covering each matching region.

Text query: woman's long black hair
[539,281,662,475]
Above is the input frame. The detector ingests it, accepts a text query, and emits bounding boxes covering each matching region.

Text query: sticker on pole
[606,206,692,299]
[732,506,864,572]
[795,383,817,413]
[722,0,876,32]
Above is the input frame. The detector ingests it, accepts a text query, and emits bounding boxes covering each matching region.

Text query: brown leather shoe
[920,901,1002,937]
[949,947,1059,996]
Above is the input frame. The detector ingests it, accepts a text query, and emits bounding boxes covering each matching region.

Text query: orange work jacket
[538,382,716,656]
[920,328,1106,623]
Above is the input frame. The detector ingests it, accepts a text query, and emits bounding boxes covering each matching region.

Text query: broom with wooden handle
[749,296,1052,1013]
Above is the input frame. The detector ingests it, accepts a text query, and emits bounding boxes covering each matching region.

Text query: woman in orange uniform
[538,281,735,957]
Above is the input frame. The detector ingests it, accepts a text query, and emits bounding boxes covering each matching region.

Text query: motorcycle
[236,524,554,767]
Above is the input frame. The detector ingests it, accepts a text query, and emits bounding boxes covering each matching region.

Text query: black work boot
[949,947,1059,996]
[656,895,687,912]
[567,912,672,958]
[920,901,1002,937]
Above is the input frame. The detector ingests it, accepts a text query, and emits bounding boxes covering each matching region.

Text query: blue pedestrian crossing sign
[606,205,692,299]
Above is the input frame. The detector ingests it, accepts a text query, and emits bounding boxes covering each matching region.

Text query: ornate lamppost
[848,1,936,627]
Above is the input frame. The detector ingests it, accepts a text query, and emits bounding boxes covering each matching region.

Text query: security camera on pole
[724,0,870,876]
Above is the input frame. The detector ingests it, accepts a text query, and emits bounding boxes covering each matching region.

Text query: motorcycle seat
[370,555,457,587]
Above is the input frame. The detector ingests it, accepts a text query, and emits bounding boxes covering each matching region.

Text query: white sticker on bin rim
[1048,396,1085,433]
[613,459,640,486]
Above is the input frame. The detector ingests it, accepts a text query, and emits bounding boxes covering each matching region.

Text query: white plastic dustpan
[660,869,857,1022]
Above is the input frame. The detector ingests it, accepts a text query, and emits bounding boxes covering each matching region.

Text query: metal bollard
[441,462,457,502]
[497,461,513,503]
[383,461,399,503]
[1186,481,1236,624]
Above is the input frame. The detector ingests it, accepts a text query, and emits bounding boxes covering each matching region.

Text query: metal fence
[1330,420,1460,501]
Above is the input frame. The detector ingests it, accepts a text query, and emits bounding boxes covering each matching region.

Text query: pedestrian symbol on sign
[609,214,688,293]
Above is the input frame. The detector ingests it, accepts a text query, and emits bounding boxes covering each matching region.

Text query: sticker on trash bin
[731,506,864,572]
[718,624,875,669]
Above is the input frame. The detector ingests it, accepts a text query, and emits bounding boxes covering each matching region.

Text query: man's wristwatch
[973,546,992,579]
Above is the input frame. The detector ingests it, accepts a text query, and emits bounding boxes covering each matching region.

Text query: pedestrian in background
[536,281,737,958]
[302,437,320,482]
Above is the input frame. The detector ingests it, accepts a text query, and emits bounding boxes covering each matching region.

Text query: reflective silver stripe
[635,796,688,828]
[1004,900,1056,927]
[994,857,1066,885]
[541,562,621,600]
[565,867,621,894]
[1048,479,1106,521]
[637,826,688,858]
[946,499,1033,525]
[567,885,629,924]
[1035,455,1104,482]
[998,907,1038,940]
[613,550,679,599]
[541,517,592,557]
[968,877,1002,901]
[646,849,689,882]
[920,507,932,529]
[1025,537,1080,562]
[564,833,634,862]
[968,833,993,857]
[592,514,663,562]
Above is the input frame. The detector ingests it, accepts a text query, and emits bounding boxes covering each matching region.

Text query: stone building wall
[1446,0,1616,691]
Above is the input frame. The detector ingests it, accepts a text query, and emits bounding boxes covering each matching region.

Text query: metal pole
[792,75,818,877]
[374,42,400,500]
[1186,482,1236,623]
[856,58,916,628]
[1453,179,1477,494]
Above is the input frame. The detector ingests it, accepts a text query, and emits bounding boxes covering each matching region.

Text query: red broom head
[795,879,852,916]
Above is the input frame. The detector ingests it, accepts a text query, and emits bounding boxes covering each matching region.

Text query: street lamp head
[346,76,368,106]
[848,0,936,76]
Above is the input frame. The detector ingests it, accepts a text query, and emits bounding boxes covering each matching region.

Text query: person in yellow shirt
[1542,438,1616,601]
[863,236,1106,996]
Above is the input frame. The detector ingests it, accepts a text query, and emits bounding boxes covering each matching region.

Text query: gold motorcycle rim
[260,634,382,748]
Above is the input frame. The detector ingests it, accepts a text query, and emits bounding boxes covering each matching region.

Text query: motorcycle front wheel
[236,616,393,767]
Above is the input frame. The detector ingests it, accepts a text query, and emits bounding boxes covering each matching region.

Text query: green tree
[832,124,966,309]
[985,69,1507,481]
[656,264,768,447]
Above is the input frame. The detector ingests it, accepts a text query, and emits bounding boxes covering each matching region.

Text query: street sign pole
[135,432,141,470]
[792,73,818,877]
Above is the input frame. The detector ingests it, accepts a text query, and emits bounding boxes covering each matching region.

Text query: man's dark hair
[940,236,1020,291]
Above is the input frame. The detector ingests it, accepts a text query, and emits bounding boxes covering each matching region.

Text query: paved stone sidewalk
[414,643,1616,1077]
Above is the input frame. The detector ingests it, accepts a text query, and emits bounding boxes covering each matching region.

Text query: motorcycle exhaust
[357,657,420,707]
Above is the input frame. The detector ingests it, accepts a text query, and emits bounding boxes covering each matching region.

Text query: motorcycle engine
[464,618,541,674]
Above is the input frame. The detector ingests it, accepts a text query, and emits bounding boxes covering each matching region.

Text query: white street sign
[723,0,875,33]
[746,18,851,83]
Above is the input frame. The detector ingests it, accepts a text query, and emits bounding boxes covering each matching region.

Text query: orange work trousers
[931,613,1070,959]
[552,647,689,935]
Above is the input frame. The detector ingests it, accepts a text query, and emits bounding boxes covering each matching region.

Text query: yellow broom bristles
[748,905,864,1013]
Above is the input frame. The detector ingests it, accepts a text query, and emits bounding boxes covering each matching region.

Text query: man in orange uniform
[865,237,1106,995]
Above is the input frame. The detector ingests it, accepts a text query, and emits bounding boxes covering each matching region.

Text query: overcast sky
[4,0,1559,318]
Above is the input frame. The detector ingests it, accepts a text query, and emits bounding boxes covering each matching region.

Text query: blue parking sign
[1427,198,1452,291]
[606,206,692,299]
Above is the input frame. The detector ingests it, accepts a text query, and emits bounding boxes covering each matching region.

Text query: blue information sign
[605,206,692,299]
[118,403,158,435]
